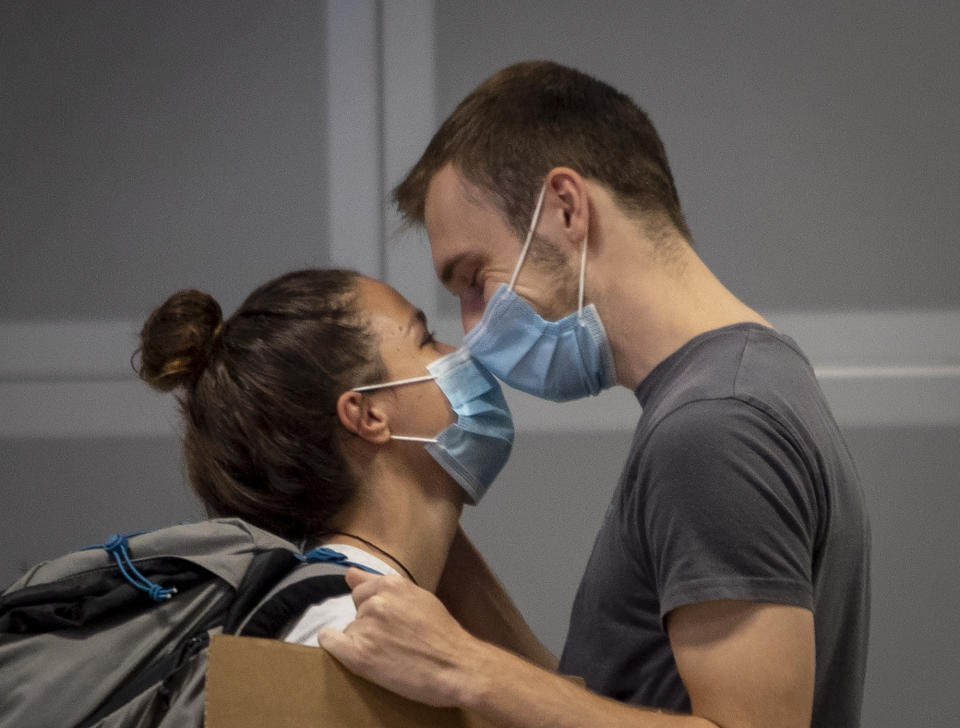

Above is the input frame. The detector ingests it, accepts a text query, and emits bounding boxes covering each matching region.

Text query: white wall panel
[2,311,957,437]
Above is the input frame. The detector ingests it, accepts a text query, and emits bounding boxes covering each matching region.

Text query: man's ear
[544,167,590,248]
[336,390,391,444]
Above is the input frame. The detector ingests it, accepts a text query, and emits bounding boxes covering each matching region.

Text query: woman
[136,268,513,644]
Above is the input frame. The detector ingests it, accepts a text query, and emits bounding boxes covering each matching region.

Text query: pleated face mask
[352,347,514,504]
[463,183,617,402]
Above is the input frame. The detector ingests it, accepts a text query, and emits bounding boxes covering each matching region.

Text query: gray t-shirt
[559,324,870,727]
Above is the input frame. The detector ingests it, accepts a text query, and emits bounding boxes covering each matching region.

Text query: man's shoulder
[639,325,808,422]
[626,325,826,492]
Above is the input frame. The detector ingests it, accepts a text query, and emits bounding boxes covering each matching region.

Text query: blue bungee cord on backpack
[78,536,372,604]
[298,546,382,576]
[81,533,178,602]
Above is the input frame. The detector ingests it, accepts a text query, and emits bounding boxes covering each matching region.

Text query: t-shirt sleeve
[636,398,817,623]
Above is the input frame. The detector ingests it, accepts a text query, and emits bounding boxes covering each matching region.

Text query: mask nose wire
[508,183,548,292]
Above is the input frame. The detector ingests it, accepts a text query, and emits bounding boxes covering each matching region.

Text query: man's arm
[318,569,814,728]
[436,526,557,670]
[668,599,814,728]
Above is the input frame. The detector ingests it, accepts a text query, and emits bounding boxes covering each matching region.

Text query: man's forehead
[425,165,510,282]
[425,174,480,273]
[425,165,490,224]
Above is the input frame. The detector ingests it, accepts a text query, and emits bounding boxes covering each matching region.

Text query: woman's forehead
[356,277,418,331]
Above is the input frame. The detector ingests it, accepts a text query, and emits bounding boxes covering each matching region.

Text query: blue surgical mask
[463,184,617,401]
[352,348,514,504]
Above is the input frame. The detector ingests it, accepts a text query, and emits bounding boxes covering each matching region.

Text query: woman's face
[354,277,458,440]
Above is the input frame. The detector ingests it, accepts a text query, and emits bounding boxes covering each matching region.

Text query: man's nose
[461,308,481,335]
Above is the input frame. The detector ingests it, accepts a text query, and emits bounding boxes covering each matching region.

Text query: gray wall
[2,3,959,727]
[436,1,960,312]
[1,0,330,321]
[1,0,329,573]
[1,0,333,563]
[2,437,200,576]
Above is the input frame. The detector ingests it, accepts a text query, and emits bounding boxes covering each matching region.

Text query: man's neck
[593,236,771,391]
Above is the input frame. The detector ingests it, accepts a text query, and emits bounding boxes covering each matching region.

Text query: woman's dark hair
[135,269,385,542]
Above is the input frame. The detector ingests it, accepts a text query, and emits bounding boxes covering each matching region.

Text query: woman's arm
[436,526,558,670]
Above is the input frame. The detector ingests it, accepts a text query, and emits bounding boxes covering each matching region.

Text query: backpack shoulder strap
[234,560,354,638]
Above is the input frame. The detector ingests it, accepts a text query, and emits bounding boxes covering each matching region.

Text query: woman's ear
[336,390,391,444]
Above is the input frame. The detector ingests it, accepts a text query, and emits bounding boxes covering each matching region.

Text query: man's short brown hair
[393,60,691,240]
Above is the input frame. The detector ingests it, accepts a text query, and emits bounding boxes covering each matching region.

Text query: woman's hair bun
[136,289,223,391]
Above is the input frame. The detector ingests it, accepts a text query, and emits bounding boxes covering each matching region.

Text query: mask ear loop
[510,183,589,324]
[577,226,588,323]
[350,374,441,444]
[352,373,436,392]
[508,183,548,292]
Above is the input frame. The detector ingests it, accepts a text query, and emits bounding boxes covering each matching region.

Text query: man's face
[424,163,574,333]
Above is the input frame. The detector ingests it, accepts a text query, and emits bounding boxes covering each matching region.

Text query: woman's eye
[421,329,437,347]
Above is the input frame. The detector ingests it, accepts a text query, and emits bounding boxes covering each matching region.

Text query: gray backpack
[0,518,361,727]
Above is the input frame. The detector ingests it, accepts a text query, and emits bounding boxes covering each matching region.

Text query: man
[318,61,870,728]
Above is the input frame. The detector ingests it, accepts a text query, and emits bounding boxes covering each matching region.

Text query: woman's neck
[323,458,463,592]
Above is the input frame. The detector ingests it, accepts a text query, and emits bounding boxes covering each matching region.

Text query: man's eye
[421,330,437,347]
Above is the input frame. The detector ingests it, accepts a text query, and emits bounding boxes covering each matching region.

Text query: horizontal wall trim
[814,365,960,379]
[1,310,957,437]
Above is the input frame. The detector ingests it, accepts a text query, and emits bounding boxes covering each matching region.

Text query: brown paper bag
[205,634,508,728]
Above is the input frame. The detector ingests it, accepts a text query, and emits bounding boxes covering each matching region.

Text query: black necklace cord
[324,531,419,587]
